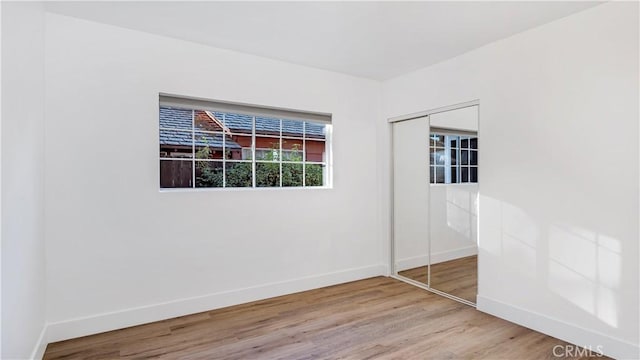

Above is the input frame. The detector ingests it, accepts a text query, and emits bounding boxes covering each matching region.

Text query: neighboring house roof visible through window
[159,107,192,130]
[159,107,241,149]
[159,129,240,149]
[160,106,326,149]
[214,112,325,138]
[158,106,325,138]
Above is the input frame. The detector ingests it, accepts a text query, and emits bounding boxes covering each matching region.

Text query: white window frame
[159,95,333,190]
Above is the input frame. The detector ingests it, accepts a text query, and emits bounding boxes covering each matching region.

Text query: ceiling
[45,1,601,80]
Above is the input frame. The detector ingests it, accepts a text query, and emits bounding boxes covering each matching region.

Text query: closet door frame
[389,99,479,307]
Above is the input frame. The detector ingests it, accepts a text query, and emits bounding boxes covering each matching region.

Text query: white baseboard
[477,295,640,360]
[29,325,47,360]
[44,264,386,345]
[396,246,477,271]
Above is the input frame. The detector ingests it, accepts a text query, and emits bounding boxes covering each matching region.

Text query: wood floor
[398,255,478,303]
[44,276,605,360]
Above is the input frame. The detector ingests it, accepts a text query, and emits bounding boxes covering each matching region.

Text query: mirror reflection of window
[429,133,478,184]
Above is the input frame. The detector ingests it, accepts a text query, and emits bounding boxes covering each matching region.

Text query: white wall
[383,3,639,359]
[1,2,47,359]
[44,13,383,341]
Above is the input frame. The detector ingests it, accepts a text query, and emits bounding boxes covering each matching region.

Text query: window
[159,96,331,189]
[429,133,478,184]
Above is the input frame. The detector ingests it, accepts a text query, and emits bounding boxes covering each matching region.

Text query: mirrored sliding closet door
[392,116,430,286]
[392,104,479,306]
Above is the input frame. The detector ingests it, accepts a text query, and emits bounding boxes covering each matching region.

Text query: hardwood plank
[44,276,606,359]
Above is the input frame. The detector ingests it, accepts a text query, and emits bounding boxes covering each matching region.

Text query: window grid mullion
[222,113,226,188]
[279,119,283,187]
[191,109,195,188]
[428,136,432,184]
[444,136,451,183]
[457,137,461,183]
[252,115,256,188]
[302,122,306,187]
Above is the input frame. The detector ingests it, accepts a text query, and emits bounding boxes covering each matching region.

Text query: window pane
[282,138,304,161]
[461,167,469,182]
[470,167,478,183]
[194,110,224,132]
[461,137,469,148]
[282,163,303,187]
[160,129,193,158]
[450,167,458,183]
[433,134,445,147]
[225,162,252,187]
[470,150,478,165]
[195,161,223,188]
[255,116,281,137]
[305,164,324,186]
[429,165,435,184]
[450,137,458,148]
[160,160,192,188]
[450,149,457,165]
[435,166,445,183]
[224,135,243,160]
[256,162,280,187]
[255,139,281,161]
[194,132,226,159]
[461,150,469,165]
[435,149,446,165]
[470,137,478,149]
[305,122,326,140]
[305,139,325,162]
[159,107,192,130]
[226,133,251,160]
[282,119,304,139]
[220,112,253,135]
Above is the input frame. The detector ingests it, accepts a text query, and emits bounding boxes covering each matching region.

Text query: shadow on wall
[480,194,634,338]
